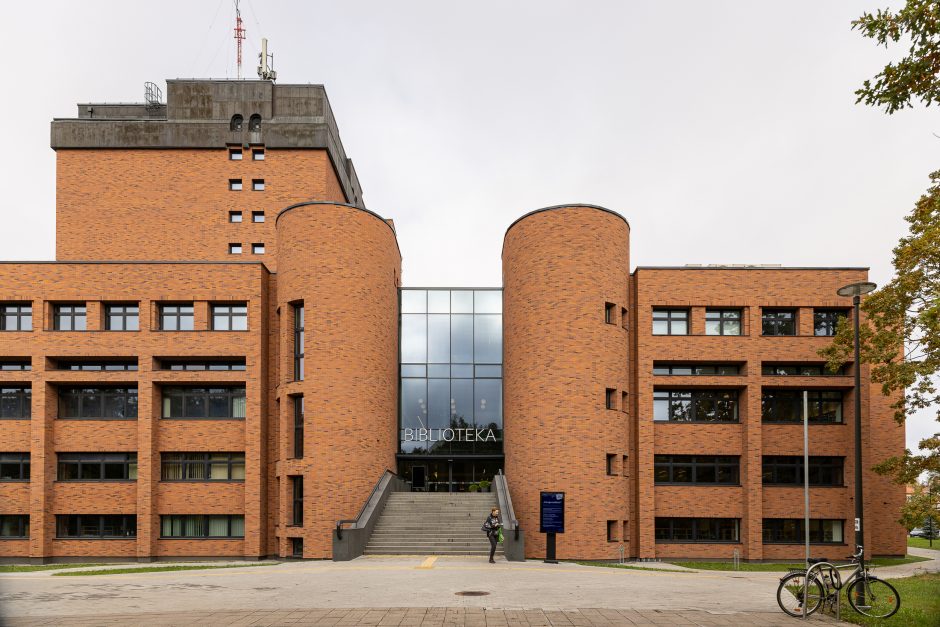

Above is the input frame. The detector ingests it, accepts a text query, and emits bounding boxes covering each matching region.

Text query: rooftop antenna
[257,38,277,81]
[233,0,246,79]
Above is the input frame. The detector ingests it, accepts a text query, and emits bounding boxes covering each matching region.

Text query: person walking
[482,507,502,563]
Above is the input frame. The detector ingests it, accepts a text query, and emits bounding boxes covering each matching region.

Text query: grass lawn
[907,537,940,550]
[669,555,930,572]
[53,562,280,577]
[839,573,940,626]
[0,563,106,573]
[571,561,691,573]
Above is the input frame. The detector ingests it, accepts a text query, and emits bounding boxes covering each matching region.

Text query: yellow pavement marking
[416,556,438,570]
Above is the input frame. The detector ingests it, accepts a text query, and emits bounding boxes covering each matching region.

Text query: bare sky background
[0,1,936,452]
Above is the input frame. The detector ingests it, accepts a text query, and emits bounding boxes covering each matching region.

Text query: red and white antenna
[234,0,246,79]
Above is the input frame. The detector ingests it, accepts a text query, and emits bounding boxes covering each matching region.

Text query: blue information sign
[540,491,565,534]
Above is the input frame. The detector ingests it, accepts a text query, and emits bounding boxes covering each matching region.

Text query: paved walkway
[4,607,838,626]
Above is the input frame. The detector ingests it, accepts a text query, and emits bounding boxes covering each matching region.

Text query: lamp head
[837,282,877,297]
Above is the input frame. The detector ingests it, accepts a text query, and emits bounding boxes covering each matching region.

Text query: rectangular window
[211,303,248,331]
[229,243,243,254]
[57,453,137,481]
[605,388,616,410]
[0,360,31,371]
[0,453,30,480]
[160,304,195,331]
[0,514,29,537]
[252,148,265,161]
[607,520,618,542]
[654,455,740,485]
[55,360,138,371]
[762,456,844,486]
[653,364,740,376]
[229,147,243,160]
[652,309,688,335]
[705,309,742,336]
[229,211,243,223]
[0,304,32,331]
[814,309,847,337]
[160,515,244,538]
[161,387,246,420]
[763,519,844,544]
[252,179,264,191]
[58,387,138,420]
[252,211,265,223]
[291,476,303,526]
[293,396,304,459]
[762,309,796,336]
[761,390,843,424]
[762,364,847,376]
[252,243,265,254]
[291,537,303,557]
[606,453,618,476]
[605,302,616,324]
[655,518,740,543]
[293,304,304,381]
[56,514,136,538]
[0,386,31,419]
[160,453,245,481]
[653,390,739,423]
[53,304,87,331]
[160,359,246,371]
[105,304,139,331]
[229,179,242,191]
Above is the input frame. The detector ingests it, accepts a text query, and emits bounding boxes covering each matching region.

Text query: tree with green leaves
[820,0,940,486]
[853,0,940,113]
[899,473,939,547]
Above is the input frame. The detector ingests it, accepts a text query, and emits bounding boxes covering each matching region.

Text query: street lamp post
[836,281,877,561]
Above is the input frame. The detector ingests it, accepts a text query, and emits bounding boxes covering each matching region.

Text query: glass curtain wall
[400,289,503,456]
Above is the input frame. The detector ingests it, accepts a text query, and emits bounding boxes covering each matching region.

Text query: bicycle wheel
[846,576,900,618]
[776,572,824,618]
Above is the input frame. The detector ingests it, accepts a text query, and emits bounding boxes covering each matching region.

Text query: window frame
[293,396,304,459]
[814,309,848,337]
[58,387,138,421]
[761,309,797,336]
[229,211,243,223]
[762,364,847,376]
[761,389,844,424]
[104,304,139,331]
[251,243,265,255]
[0,360,31,371]
[762,455,844,486]
[229,178,243,191]
[0,452,30,481]
[293,304,304,381]
[0,304,32,331]
[251,211,265,223]
[159,514,244,539]
[705,309,742,336]
[252,148,265,161]
[159,304,195,331]
[252,179,264,191]
[229,243,243,255]
[653,364,740,376]
[53,304,87,331]
[161,386,247,421]
[56,360,138,371]
[57,453,137,482]
[653,389,739,423]
[228,147,243,160]
[0,514,29,537]
[0,386,31,419]
[655,517,741,543]
[652,309,689,336]
[291,476,304,526]
[160,452,245,482]
[211,303,248,331]
[762,518,845,544]
[654,455,741,485]
[161,359,246,371]
[56,514,137,538]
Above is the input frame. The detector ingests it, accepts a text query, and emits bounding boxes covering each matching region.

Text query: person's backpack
[481,517,491,533]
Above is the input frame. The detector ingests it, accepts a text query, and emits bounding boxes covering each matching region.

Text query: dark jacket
[482,514,502,537]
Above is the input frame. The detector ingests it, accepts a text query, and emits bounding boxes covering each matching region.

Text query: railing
[332,469,406,561]
[494,470,525,561]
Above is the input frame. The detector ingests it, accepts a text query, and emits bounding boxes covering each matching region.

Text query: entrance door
[411,465,427,491]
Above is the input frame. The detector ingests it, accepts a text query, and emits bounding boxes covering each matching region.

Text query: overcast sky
[0,1,936,452]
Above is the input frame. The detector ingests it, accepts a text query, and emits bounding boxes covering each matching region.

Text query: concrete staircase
[364,492,501,556]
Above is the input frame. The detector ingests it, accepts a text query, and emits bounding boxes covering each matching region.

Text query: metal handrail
[335,468,398,540]
[495,470,520,541]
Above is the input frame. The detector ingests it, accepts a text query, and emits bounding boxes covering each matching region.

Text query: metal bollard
[732,548,740,571]
[618,544,625,564]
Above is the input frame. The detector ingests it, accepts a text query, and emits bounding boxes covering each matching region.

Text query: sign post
[540,491,565,564]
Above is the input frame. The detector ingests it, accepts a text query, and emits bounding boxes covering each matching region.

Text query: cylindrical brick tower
[503,205,631,559]
[275,201,401,558]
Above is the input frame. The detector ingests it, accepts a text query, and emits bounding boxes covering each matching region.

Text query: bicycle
[776,545,900,619]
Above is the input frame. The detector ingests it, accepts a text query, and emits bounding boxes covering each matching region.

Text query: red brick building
[0,79,906,562]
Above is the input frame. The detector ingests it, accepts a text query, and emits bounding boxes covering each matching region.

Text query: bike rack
[802,561,841,622]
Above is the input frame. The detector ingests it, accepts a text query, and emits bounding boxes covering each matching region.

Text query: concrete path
[0,555,840,623]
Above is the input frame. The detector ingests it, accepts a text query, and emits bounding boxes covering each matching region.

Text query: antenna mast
[234,0,246,79]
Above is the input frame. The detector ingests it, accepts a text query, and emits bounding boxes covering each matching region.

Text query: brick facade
[0,79,906,562]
